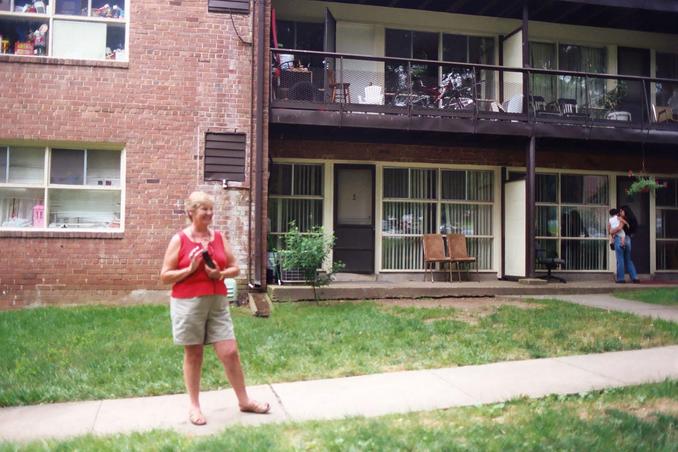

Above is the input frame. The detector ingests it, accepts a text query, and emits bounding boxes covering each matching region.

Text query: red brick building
[0,0,261,307]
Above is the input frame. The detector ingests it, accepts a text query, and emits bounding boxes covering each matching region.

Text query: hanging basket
[626,175,665,196]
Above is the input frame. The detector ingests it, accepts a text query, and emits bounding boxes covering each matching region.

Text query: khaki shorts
[170,295,235,345]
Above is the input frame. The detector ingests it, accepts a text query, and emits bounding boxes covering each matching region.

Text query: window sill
[0,54,129,68]
[0,229,124,239]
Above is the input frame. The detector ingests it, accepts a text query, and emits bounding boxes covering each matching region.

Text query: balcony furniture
[445,233,477,282]
[536,246,566,283]
[327,69,351,103]
[358,84,384,105]
[558,98,588,119]
[502,94,524,113]
[477,98,504,112]
[280,69,312,90]
[652,105,675,123]
[422,234,453,282]
[531,95,561,118]
[288,81,316,101]
[606,110,632,121]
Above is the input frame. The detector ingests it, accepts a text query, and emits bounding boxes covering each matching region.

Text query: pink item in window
[32,204,44,227]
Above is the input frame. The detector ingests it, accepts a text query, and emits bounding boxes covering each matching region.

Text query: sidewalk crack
[269,384,292,419]
[90,401,103,433]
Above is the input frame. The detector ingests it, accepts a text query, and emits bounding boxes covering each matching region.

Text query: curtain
[530,42,557,104]
[559,44,606,107]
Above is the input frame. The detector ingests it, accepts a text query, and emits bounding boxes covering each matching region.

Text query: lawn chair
[445,234,477,282]
[422,234,453,282]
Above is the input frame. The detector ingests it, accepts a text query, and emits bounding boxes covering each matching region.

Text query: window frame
[268,162,324,249]
[656,177,678,271]
[0,145,125,232]
[381,166,495,271]
[0,0,130,61]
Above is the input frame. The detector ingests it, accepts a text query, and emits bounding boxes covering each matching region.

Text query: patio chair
[445,234,477,282]
[422,234,453,282]
[652,105,675,123]
[358,84,384,105]
[558,98,588,120]
[502,94,524,113]
[536,246,566,283]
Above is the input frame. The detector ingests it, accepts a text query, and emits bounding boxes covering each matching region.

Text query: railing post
[339,56,344,109]
[642,79,650,130]
[584,76,590,126]
[472,69,479,120]
[407,61,413,119]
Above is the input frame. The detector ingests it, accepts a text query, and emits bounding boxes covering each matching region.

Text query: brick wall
[0,0,257,307]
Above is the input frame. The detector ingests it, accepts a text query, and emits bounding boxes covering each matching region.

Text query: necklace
[189,227,211,247]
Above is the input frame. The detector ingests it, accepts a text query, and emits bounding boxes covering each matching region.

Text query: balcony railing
[270,49,678,138]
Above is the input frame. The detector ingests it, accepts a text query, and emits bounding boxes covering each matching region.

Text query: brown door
[617,176,650,274]
[333,165,375,273]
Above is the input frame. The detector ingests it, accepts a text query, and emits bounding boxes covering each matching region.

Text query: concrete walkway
[533,293,678,322]
[2,292,677,443]
[1,345,677,443]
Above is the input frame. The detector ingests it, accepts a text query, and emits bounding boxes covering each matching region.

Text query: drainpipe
[250,0,266,291]
[526,135,536,278]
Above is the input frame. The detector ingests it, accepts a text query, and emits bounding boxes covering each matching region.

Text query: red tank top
[171,231,228,299]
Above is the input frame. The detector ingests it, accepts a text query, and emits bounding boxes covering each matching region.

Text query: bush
[277,225,343,300]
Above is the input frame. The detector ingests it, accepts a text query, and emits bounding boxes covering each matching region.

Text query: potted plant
[626,173,666,196]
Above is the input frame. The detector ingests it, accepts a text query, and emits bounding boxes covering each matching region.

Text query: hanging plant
[626,172,666,196]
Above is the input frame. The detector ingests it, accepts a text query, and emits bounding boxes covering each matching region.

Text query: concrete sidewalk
[1,345,677,443]
[533,293,678,322]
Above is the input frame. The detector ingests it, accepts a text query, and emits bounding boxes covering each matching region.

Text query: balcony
[270,49,678,145]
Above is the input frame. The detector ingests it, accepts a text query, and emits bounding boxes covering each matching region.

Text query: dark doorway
[617,176,650,274]
[334,165,375,273]
[617,47,650,124]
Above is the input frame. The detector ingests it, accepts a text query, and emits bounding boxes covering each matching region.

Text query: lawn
[2,380,676,451]
[1,298,678,407]
[614,287,678,306]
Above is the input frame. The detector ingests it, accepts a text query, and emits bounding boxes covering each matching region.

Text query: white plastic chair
[358,84,384,105]
[503,94,524,113]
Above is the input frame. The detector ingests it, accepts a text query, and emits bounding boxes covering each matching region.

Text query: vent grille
[208,0,249,14]
[204,132,246,182]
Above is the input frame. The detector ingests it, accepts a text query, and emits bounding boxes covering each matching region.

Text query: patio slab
[269,280,674,302]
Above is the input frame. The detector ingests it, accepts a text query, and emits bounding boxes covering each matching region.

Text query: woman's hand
[205,262,223,280]
[186,246,203,275]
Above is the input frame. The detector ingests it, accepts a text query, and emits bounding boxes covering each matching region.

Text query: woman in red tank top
[160,191,269,425]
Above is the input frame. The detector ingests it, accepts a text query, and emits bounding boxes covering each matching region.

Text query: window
[442,34,496,101]
[656,178,678,270]
[275,20,323,70]
[382,167,494,271]
[527,172,609,271]
[0,146,123,229]
[0,0,128,60]
[268,163,323,249]
[656,52,678,110]
[385,29,439,96]
[558,44,607,109]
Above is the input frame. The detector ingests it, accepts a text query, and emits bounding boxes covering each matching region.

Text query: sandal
[189,410,207,426]
[239,400,271,414]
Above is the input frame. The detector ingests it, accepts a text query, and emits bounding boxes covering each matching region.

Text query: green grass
[1,299,678,406]
[2,380,677,451]
[615,288,678,306]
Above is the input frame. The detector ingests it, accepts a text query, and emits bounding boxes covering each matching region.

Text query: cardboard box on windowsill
[14,42,34,55]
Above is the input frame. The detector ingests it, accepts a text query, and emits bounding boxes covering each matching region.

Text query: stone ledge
[0,54,129,69]
[0,230,124,239]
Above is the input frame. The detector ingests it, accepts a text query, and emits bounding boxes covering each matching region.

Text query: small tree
[277,225,343,301]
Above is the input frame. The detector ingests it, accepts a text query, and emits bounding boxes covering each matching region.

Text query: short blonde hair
[185,191,214,220]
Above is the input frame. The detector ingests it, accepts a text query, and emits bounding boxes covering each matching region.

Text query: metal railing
[270,48,678,131]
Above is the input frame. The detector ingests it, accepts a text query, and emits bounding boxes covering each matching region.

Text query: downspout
[250,0,266,290]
